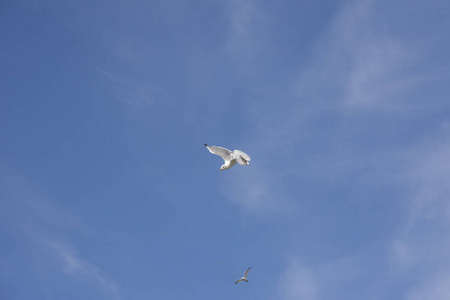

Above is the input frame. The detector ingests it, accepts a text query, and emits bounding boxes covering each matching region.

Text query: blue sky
[1,0,450,299]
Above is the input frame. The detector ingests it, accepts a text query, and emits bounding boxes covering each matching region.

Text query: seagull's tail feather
[234,150,251,162]
[236,156,250,166]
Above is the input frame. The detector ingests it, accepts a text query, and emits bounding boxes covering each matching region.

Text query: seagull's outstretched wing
[204,144,232,162]
[235,279,244,284]
[244,267,251,278]
[234,150,251,165]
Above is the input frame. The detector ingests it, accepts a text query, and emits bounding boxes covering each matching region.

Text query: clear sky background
[1,0,450,299]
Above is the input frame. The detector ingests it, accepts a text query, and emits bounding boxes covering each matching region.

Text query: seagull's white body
[204,144,251,171]
[235,267,251,284]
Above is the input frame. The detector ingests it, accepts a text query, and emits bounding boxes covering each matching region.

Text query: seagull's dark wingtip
[204,143,208,147]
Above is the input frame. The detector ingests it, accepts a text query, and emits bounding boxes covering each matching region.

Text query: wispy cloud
[226,0,264,54]
[276,255,370,300]
[277,259,318,300]
[407,272,450,300]
[0,167,120,299]
[307,11,450,288]
[221,0,421,216]
[48,240,120,299]
[219,165,291,216]
[222,1,450,298]
[221,0,450,218]
[295,0,418,112]
[389,135,450,298]
[98,68,173,123]
[224,0,270,77]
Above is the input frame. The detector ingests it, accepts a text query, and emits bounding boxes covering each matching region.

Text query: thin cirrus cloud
[276,256,365,300]
[219,0,413,215]
[389,136,450,299]
[407,273,450,300]
[0,168,120,299]
[221,0,449,216]
[226,0,264,52]
[47,240,120,299]
[219,164,291,216]
[295,0,417,112]
[277,259,318,300]
[218,0,450,298]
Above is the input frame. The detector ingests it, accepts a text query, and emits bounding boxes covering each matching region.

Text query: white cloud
[344,38,410,109]
[393,137,450,229]
[388,134,450,297]
[224,0,270,77]
[277,259,318,300]
[220,0,420,216]
[407,272,450,300]
[276,255,370,300]
[97,68,173,122]
[295,0,417,112]
[48,240,120,299]
[226,0,264,54]
[221,2,450,298]
[0,168,120,299]
[219,165,291,216]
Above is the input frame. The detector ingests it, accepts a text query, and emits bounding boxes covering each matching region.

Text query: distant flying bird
[204,144,251,171]
[235,267,251,284]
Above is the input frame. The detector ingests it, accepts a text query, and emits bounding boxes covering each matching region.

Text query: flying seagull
[204,144,251,171]
[235,267,251,284]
